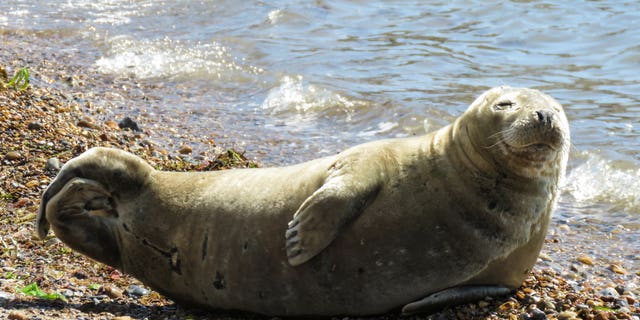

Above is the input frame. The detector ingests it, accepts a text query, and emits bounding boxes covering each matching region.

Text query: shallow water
[1,1,638,267]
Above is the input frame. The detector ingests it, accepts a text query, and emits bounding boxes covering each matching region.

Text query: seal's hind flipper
[401,285,511,315]
[285,174,380,266]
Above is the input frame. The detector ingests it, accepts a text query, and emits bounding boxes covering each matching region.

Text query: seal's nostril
[536,110,553,125]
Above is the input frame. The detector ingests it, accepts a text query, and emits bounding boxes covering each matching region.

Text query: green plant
[6,67,30,90]
[0,193,17,202]
[18,283,68,302]
[88,283,102,290]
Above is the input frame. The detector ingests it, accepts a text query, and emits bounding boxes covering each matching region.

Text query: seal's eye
[494,101,514,111]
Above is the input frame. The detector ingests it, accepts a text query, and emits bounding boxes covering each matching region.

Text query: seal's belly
[173,186,494,315]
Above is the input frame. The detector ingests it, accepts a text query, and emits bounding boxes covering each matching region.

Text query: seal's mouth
[515,142,556,152]
[501,128,565,162]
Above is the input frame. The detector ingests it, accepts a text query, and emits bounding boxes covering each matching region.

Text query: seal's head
[460,86,570,178]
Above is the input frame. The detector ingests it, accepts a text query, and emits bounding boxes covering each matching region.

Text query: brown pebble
[577,254,594,266]
[13,197,29,207]
[609,264,627,274]
[100,285,124,299]
[104,120,120,130]
[77,118,99,129]
[499,300,519,311]
[587,298,603,307]
[5,151,22,161]
[594,310,613,320]
[178,145,193,154]
[8,311,28,320]
[112,317,134,320]
[25,180,39,188]
[557,311,578,320]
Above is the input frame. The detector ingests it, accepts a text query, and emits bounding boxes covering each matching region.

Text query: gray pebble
[0,290,16,300]
[600,287,620,299]
[614,298,629,308]
[524,293,541,305]
[28,121,43,130]
[46,157,62,171]
[531,308,547,320]
[126,284,149,297]
[118,116,141,132]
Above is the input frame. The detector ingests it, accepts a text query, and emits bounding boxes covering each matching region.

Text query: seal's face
[467,86,570,177]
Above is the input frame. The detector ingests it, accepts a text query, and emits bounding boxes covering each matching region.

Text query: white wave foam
[268,9,283,24]
[563,154,640,213]
[261,75,367,121]
[358,121,399,137]
[62,0,137,25]
[95,36,263,81]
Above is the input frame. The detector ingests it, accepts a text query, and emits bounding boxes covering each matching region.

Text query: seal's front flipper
[285,174,380,266]
[401,285,511,315]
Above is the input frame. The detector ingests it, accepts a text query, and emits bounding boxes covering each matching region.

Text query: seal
[37,86,570,316]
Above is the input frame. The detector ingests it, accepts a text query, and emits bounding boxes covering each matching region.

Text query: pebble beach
[1,30,639,320]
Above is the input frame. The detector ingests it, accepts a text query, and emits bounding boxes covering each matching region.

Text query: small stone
[45,157,61,171]
[65,75,79,87]
[126,285,149,297]
[587,299,603,307]
[112,317,134,320]
[530,308,547,320]
[13,197,29,207]
[524,294,541,305]
[0,290,16,300]
[499,300,519,311]
[5,151,22,161]
[576,303,589,312]
[7,311,27,320]
[541,299,556,311]
[557,311,578,320]
[27,121,43,130]
[478,300,490,308]
[178,145,193,154]
[570,264,583,273]
[118,116,141,131]
[538,252,552,261]
[104,120,120,130]
[577,255,594,266]
[77,119,98,129]
[100,285,123,299]
[609,264,627,274]
[600,287,620,300]
[614,298,629,308]
[594,310,613,320]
